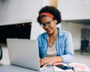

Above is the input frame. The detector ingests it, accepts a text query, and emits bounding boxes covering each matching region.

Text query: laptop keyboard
[40,65,54,71]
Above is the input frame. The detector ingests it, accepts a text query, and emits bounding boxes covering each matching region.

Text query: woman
[37,6,74,67]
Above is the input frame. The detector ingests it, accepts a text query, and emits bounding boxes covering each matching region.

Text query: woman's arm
[40,56,63,67]
[61,32,74,63]
[40,32,74,67]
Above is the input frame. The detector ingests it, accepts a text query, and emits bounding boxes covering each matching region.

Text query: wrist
[54,56,63,63]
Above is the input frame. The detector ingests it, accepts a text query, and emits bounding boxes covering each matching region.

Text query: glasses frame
[41,19,53,28]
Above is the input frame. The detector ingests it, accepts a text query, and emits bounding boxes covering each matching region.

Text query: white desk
[0,64,54,72]
[0,62,90,72]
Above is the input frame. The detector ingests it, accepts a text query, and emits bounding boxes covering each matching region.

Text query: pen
[66,63,75,72]
[72,66,75,72]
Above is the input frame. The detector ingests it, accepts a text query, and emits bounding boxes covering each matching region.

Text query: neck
[49,28,58,37]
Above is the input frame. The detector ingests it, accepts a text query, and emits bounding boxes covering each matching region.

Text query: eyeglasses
[41,19,53,28]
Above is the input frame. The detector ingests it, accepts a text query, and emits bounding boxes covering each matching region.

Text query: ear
[55,20,57,24]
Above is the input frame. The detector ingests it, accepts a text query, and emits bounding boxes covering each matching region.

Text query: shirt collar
[43,27,63,40]
[57,27,63,37]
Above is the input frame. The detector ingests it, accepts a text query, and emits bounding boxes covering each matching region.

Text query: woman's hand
[40,56,63,67]
[39,57,41,61]
[40,57,55,67]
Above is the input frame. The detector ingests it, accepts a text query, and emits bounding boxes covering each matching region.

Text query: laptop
[6,39,53,71]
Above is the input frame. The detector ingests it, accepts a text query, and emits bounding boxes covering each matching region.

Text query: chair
[0,45,2,60]
[81,40,90,53]
[81,39,89,50]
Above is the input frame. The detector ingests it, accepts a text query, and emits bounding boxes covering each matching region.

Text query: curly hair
[37,6,61,25]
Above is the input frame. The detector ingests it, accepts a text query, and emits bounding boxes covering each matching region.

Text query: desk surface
[0,63,90,72]
[0,64,54,72]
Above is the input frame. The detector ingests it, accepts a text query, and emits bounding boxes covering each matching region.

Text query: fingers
[40,62,48,67]
[43,63,48,67]
[40,60,48,66]
[42,62,52,67]
[40,62,44,66]
[39,57,41,61]
[41,57,46,62]
[41,58,47,63]
[40,57,53,67]
[40,60,51,67]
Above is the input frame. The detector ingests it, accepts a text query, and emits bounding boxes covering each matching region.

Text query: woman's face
[41,16,57,35]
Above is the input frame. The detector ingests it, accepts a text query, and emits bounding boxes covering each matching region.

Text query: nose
[44,25,49,29]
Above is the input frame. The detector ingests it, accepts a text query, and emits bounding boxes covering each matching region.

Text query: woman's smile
[46,28,51,32]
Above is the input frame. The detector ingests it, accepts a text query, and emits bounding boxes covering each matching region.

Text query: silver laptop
[6,39,52,71]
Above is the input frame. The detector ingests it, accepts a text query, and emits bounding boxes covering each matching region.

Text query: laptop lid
[6,39,40,71]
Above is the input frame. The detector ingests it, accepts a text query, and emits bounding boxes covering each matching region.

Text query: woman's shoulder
[61,30,71,34]
[59,29,72,38]
[58,30,72,41]
[57,27,71,36]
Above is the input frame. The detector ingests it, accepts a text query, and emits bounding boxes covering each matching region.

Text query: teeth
[47,29,50,32]
[47,29,50,31]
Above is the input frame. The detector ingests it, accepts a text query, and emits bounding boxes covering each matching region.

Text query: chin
[47,31,53,35]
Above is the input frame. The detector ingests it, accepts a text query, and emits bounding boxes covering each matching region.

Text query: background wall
[0,0,60,40]
[58,0,90,50]
[0,0,43,24]
[0,0,2,21]
[61,22,90,50]
[0,0,44,40]
[1,0,90,48]
[0,0,58,24]
[58,0,90,20]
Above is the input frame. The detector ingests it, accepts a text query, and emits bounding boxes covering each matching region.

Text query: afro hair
[37,6,61,25]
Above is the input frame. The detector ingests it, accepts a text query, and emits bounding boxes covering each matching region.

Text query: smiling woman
[37,6,74,67]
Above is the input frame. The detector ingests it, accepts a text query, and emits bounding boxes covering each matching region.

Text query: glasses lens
[41,19,53,28]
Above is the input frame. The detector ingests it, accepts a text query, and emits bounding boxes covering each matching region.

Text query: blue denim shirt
[37,28,74,63]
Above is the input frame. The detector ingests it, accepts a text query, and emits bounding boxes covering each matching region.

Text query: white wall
[61,22,90,50]
[0,0,1,12]
[0,0,2,22]
[0,0,43,24]
[58,0,90,20]
[0,0,18,23]
[0,0,58,24]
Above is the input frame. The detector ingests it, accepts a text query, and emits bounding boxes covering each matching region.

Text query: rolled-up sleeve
[61,32,74,63]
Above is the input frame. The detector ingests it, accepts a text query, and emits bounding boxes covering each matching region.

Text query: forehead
[41,16,53,24]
